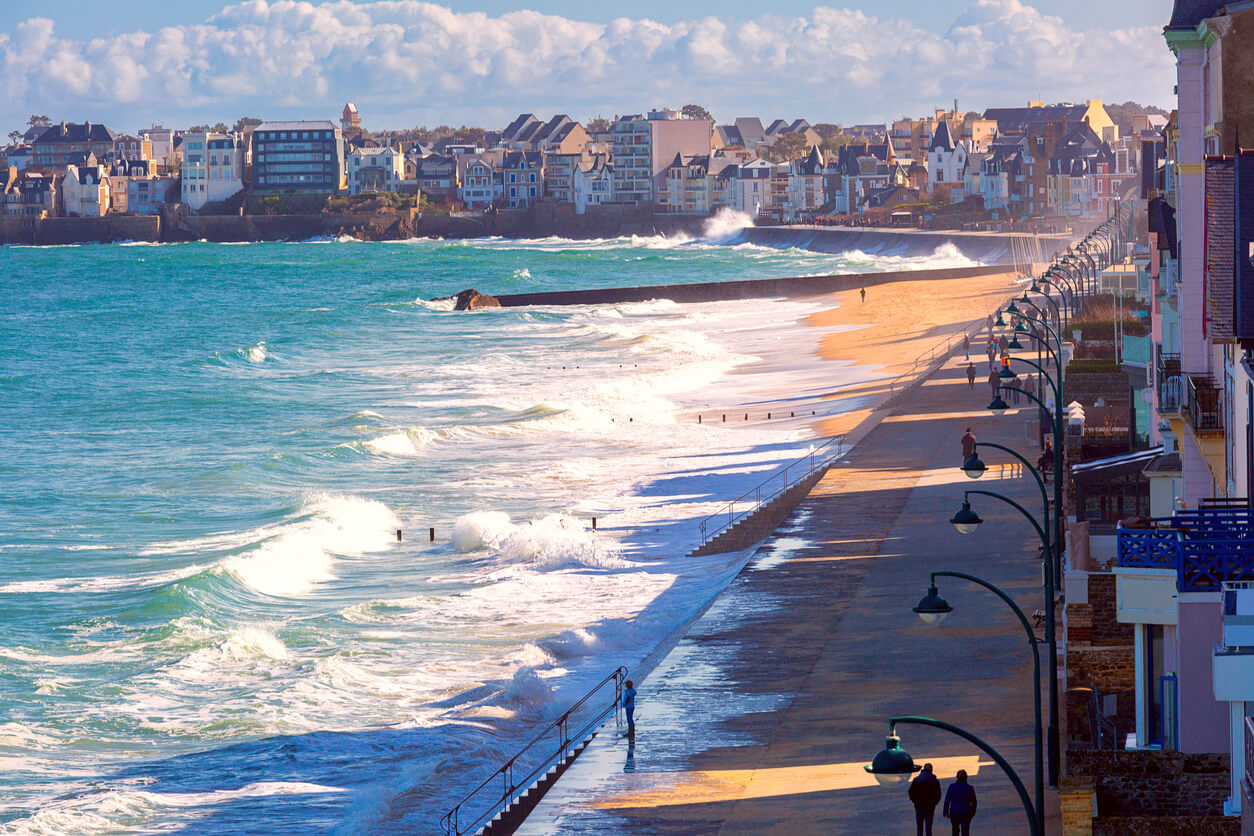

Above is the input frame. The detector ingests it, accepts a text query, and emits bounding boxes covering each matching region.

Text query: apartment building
[611,110,713,204]
[252,121,345,193]
[346,146,404,194]
[181,131,247,210]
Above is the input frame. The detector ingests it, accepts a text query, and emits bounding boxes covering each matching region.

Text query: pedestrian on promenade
[860,287,867,303]
[622,680,637,733]
[1007,378,1021,405]
[1024,373,1036,402]
[962,334,970,359]
[997,333,1008,354]
[987,370,999,399]
[1038,440,1054,482]
[966,362,976,389]
[943,770,977,835]
[985,340,996,372]
[909,763,942,836]
[961,427,977,462]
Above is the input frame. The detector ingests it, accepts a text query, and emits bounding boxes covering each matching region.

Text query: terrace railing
[1156,351,1182,414]
[1186,374,1224,433]
[1118,509,1254,592]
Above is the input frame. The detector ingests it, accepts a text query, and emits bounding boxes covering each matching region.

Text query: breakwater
[494,264,1014,307]
[742,225,1072,263]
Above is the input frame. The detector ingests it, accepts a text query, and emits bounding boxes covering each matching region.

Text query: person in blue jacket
[622,680,637,732]
[943,769,978,835]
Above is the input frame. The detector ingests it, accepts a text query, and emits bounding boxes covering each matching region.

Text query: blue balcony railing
[1117,509,1254,591]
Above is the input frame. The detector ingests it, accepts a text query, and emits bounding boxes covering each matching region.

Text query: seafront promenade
[516,348,1060,833]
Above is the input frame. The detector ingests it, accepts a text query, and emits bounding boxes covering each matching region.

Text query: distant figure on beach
[622,680,637,732]
[966,363,976,389]
[961,427,977,462]
[987,370,999,399]
[860,287,867,303]
[962,334,970,359]
[909,763,942,836]
[943,770,977,835]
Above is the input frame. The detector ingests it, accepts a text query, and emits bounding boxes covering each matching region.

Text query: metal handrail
[440,666,629,836]
[697,433,845,546]
[885,318,988,399]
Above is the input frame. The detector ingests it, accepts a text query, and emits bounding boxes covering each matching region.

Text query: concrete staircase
[477,732,598,836]
[689,466,829,557]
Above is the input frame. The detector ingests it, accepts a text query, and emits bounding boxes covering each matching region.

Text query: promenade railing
[440,666,628,836]
[885,320,988,402]
[697,434,845,547]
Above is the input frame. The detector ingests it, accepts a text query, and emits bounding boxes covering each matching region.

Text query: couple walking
[909,765,978,836]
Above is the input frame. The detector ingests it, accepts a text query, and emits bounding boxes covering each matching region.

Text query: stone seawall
[0,214,161,245]
[493,264,1014,307]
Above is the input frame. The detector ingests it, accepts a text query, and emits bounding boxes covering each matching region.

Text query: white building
[139,126,177,172]
[347,146,404,195]
[573,157,613,214]
[180,132,246,211]
[63,164,110,217]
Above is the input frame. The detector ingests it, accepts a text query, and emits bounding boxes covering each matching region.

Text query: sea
[0,216,977,834]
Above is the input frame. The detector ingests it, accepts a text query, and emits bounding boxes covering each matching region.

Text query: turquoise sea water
[0,232,973,834]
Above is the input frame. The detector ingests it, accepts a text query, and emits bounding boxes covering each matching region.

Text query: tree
[820,135,853,156]
[7,131,21,145]
[767,131,810,163]
[212,122,228,133]
[681,104,713,122]
[586,116,610,133]
[233,116,263,133]
[28,115,50,128]
[188,124,211,132]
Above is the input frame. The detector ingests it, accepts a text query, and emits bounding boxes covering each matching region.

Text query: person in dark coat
[909,763,942,836]
[987,370,1000,399]
[622,680,637,732]
[943,769,978,836]
[961,428,977,462]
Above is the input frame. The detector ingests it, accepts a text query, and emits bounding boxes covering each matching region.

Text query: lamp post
[865,716,1041,836]
[913,571,1045,835]
[961,442,1049,531]
[949,488,1060,788]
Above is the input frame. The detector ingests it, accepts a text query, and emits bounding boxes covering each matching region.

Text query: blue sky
[4,0,1177,134]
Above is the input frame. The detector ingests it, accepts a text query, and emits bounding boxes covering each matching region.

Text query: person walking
[909,763,942,836]
[997,333,1009,355]
[622,679,637,733]
[860,287,867,303]
[966,362,976,389]
[962,334,970,359]
[943,770,978,836]
[987,369,1000,399]
[1007,377,1021,405]
[961,427,977,463]
[1024,373,1036,402]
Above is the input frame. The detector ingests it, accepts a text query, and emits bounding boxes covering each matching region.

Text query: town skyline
[4,0,1175,134]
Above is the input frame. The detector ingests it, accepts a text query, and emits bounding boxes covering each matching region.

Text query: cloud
[0,0,1174,131]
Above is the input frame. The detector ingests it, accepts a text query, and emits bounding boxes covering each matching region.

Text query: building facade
[252,121,345,193]
[180,131,247,210]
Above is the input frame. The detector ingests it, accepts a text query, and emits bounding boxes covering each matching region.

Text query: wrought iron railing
[1156,351,1182,413]
[1186,374,1224,432]
[440,666,628,836]
[697,434,845,546]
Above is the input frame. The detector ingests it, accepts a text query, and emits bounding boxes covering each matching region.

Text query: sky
[3,0,1177,135]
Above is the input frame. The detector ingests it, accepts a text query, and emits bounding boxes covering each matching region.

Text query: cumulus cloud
[0,0,1174,131]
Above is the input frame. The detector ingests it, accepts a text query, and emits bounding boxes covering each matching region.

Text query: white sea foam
[219,494,400,596]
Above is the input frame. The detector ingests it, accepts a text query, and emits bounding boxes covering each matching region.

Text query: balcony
[1156,351,1182,414]
[1118,509,1254,592]
[1186,374,1223,433]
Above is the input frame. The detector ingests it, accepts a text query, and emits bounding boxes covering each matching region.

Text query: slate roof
[502,113,538,141]
[502,151,543,169]
[716,125,744,147]
[35,121,117,145]
[255,121,337,132]
[765,119,789,136]
[834,143,893,176]
[982,105,1088,133]
[1206,158,1235,340]
[733,117,766,145]
[797,145,824,175]
[930,121,955,153]
[74,165,104,186]
[1166,0,1229,29]
[1150,196,1179,259]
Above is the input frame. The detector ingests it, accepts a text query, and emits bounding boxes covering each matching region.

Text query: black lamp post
[866,717,1041,836]
[913,570,1045,835]
[949,488,1059,788]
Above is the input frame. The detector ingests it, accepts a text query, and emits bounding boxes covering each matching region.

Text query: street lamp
[866,717,1042,836]
[865,731,919,786]
[961,452,986,479]
[911,571,1046,835]
[949,498,983,534]
[987,394,1009,414]
[947,488,1060,789]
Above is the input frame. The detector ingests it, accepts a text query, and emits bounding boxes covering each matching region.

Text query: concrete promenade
[517,350,1060,834]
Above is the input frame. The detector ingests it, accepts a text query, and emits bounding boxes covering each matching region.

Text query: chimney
[85,121,91,133]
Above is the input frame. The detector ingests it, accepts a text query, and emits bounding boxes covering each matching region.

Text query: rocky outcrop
[451,288,501,310]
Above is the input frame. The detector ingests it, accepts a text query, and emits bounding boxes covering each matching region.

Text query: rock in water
[452,288,501,310]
